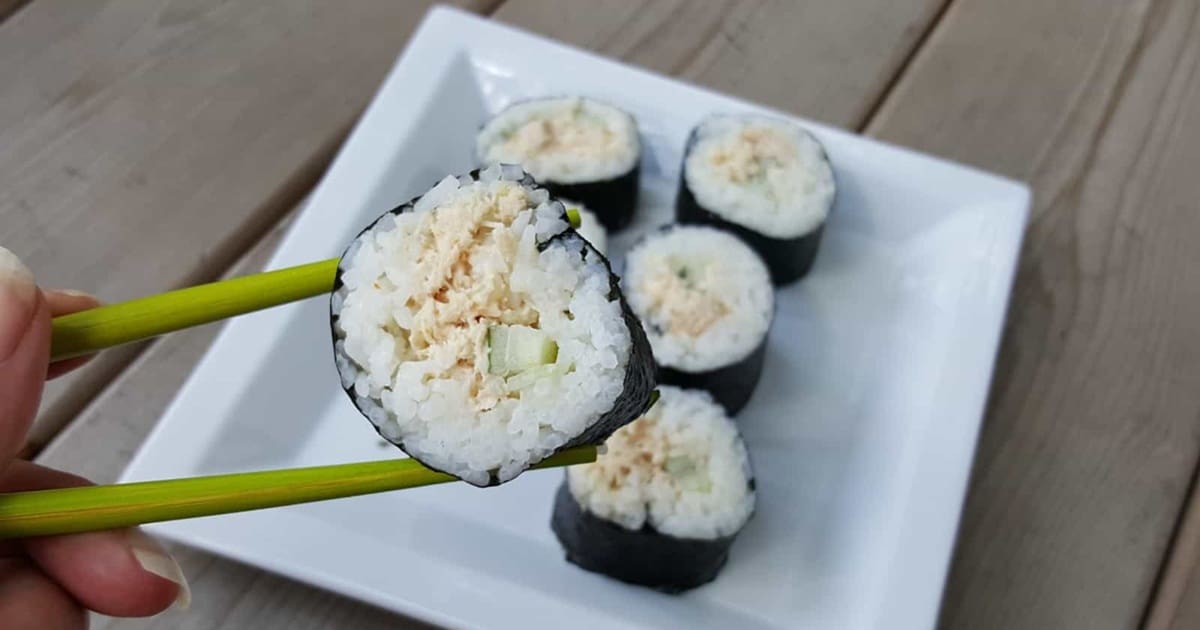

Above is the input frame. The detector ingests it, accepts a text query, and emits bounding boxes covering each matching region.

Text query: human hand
[1,247,188,629]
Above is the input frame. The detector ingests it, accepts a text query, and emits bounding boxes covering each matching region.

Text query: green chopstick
[50,258,340,362]
[0,446,596,539]
[48,209,588,363]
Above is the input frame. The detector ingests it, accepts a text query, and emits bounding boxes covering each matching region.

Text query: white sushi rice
[562,199,608,254]
[624,226,772,372]
[476,97,639,184]
[567,386,755,540]
[333,166,632,486]
[685,114,835,239]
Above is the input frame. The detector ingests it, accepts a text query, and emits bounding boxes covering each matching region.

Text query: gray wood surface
[0,0,490,452]
[0,0,28,22]
[1145,475,1200,630]
[865,0,1200,628]
[494,0,947,129]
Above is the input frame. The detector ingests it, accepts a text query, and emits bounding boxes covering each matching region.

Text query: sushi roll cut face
[680,114,835,284]
[331,166,654,487]
[624,226,772,413]
[684,115,834,239]
[476,97,641,231]
[554,386,756,591]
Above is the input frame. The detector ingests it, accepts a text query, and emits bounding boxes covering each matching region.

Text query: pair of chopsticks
[7,222,593,539]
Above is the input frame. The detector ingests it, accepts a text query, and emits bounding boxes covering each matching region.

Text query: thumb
[0,246,49,466]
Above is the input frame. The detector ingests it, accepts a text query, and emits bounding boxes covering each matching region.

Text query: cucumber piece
[505,363,567,391]
[487,325,558,376]
[664,456,696,477]
[665,455,712,493]
[566,207,582,229]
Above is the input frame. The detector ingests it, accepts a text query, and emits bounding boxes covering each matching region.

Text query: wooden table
[3,1,1198,628]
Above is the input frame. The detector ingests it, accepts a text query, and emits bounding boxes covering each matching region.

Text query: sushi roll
[624,225,773,414]
[552,386,756,592]
[331,166,656,487]
[476,97,641,232]
[677,114,835,284]
[562,200,608,255]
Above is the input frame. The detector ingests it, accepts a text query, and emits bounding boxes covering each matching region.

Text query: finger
[44,290,101,318]
[0,461,189,616]
[0,558,86,630]
[0,247,49,467]
[43,289,101,379]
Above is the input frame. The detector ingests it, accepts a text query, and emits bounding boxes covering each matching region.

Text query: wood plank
[0,0,29,23]
[1144,472,1200,630]
[494,0,947,129]
[864,0,1200,628]
[0,0,491,451]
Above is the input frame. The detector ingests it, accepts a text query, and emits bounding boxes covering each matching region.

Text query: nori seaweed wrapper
[330,168,656,487]
[542,165,639,233]
[550,482,742,593]
[656,335,767,416]
[675,125,833,285]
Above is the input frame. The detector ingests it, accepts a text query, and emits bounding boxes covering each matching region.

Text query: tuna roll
[552,386,756,592]
[677,114,835,284]
[331,166,655,487]
[624,225,773,414]
[476,97,640,232]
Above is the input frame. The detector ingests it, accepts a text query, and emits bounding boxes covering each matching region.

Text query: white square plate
[121,7,1029,630]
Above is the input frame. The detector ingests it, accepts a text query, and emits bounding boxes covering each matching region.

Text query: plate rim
[121,6,1032,630]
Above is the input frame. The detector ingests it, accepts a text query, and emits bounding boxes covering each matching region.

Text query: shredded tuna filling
[638,256,730,337]
[397,184,540,410]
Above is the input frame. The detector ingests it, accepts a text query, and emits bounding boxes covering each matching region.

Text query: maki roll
[624,225,773,414]
[677,114,835,284]
[552,386,756,592]
[562,200,608,255]
[476,97,641,232]
[331,166,655,487]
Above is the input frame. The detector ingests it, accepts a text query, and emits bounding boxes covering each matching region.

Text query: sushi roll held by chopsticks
[476,97,641,232]
[624,226,773,414]
[331,166,656,487]
[678,114,835,284]
[552,386,756,592]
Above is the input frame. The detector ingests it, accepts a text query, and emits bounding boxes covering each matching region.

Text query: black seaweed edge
[474,96,642,232]
[657,337,767,416]
[675,117,836,285]
[329,168,656,487]
[550,482,742,593]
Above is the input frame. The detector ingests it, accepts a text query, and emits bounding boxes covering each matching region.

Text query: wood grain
[0,0,29,22]
[1145,471,1200,630]
[866,0,1200,628]
[0,0,490,451]
[494,0,947,129]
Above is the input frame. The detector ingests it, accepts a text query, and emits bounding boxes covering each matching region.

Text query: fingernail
[128,529,191,610]
[50,289,95,300]
[0,246,38,361]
